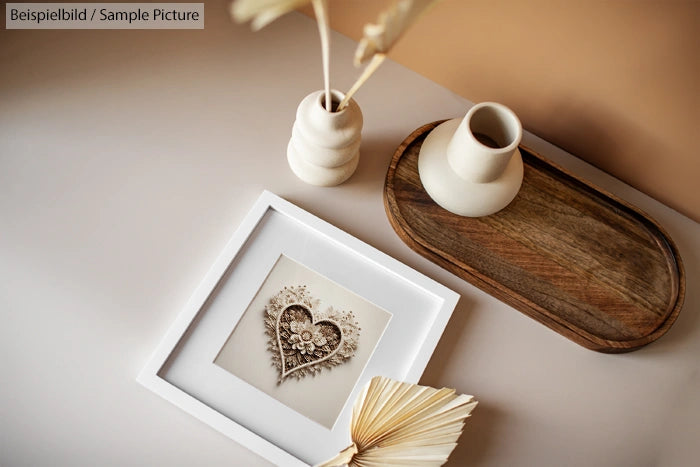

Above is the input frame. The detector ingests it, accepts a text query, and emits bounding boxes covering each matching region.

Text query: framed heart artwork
[137,191,459,466]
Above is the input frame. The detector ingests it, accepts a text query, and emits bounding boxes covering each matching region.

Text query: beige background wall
[304,0,700,222]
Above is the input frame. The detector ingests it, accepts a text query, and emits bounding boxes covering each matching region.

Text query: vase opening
[316,90,344,113]
[468,105,520,151]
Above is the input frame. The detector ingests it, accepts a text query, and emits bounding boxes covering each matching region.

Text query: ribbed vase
[287,90,363,186]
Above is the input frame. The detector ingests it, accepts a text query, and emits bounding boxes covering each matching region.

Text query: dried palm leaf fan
[232,0,333,110]
[338,0,441,110]
[317,376,477,467]
[231,0,441,111]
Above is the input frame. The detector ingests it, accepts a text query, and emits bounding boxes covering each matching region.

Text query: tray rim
[384,121,686,353]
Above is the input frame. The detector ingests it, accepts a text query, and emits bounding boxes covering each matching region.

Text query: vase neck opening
[317,90,345,113]
[468,104,520,151]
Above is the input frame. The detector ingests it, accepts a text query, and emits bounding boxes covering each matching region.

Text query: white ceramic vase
[418,102,524,217]
[287,89,363,186]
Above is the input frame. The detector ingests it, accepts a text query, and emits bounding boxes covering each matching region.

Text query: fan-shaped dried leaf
[231,0,313,30]
[231,0,333,110]
[317,376,477,467]
[354,0,440,66]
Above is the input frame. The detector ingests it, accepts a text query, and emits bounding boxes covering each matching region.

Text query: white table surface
[2,6,699,467]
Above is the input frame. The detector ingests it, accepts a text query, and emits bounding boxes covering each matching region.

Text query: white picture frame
[137,190,459,466]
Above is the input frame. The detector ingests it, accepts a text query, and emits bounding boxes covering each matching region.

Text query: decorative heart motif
[264,285,360,384]
[277,305,342,378]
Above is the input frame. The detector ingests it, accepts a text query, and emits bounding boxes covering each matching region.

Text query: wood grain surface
[384,122,686,352]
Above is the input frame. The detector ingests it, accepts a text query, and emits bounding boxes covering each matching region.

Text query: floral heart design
[264,286,360,384]
[276,305,342,379]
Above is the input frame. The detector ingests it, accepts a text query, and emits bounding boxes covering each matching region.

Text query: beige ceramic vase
[287,89,363,186]
[418,102,523,217]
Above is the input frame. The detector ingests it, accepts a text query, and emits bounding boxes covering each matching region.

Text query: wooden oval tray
[384,121,685,353]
